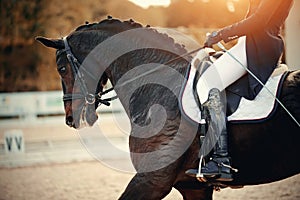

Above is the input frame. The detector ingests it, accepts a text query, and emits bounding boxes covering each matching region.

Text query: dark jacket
[221,0,294,100]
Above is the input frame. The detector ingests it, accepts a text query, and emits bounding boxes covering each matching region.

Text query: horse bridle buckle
[85,93,96,105]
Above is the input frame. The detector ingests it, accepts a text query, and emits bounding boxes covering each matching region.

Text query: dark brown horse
[36,18,300,199]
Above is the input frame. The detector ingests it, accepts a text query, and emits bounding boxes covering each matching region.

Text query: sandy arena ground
[0,116,300,200]
[0,161,300,200]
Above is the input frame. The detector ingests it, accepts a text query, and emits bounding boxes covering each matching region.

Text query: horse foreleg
[118,172,174,200]
[176,187,213,200]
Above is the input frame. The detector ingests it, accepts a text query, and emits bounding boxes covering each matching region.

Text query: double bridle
[61,36,117,107]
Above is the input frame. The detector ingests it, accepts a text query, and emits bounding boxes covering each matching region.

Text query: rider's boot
[186,88,234,182]
[200,129,233,181]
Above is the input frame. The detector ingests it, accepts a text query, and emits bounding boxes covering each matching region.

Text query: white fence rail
[0,91,123,119]
[0,91,64,119]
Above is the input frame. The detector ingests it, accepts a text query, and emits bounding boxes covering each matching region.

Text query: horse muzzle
[65,105,98,129]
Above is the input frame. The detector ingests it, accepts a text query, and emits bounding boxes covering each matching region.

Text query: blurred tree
[0,0,248,92]
[0,0,45,45]
[0,0,46,92]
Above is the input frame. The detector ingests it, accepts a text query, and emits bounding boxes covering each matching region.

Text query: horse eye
[58,66,67,74]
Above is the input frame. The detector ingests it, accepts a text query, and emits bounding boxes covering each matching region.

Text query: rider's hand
[204,31,222,48]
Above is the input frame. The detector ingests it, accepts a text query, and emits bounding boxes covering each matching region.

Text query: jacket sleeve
[220,0,292,43]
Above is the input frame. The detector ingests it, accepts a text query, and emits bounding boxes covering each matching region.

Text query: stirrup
[196,155,207,182]
[201,157,238,182]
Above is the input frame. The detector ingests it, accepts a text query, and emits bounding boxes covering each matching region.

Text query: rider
[186,0,294,181]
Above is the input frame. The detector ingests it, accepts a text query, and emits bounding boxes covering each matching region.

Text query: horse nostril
[66,116,74,126]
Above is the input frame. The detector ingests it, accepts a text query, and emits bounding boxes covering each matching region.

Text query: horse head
[36,36,109,129]
[35,18,151,128]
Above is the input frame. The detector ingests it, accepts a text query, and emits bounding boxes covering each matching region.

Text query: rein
[62,37,117,107]
[60,35,300,128]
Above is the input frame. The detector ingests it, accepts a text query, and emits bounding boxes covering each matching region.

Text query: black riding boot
[200,128,233,181]
[186,88,235,182]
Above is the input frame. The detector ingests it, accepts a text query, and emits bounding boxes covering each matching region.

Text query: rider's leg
[199,88,233,181]
[186,37,247,181]
[197,36,247,104]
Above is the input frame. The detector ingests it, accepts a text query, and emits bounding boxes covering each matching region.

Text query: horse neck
[109,48,187,81]
[69,27,191,116]
[108,48,190,117]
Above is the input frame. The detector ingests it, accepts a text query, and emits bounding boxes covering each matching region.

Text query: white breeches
[195,36,247,104]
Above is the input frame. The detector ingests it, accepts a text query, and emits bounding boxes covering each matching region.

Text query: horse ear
[35,36,64,49]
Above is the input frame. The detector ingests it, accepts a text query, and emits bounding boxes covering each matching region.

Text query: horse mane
[72,16,188,55]
[75,17,143,31]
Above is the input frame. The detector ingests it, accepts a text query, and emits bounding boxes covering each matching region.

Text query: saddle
[179,48,288,125]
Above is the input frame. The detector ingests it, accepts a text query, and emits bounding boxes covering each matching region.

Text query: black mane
[75,17,143,31]
[72,16,188,55]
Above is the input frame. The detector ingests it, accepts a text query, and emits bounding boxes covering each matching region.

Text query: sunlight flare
[128,0,171,9]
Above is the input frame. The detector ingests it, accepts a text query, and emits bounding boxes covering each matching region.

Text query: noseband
[61,36,117,107]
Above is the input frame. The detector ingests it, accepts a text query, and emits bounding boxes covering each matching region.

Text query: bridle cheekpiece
[61,36,117,107]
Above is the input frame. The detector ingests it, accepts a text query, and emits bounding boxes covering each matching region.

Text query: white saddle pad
[180,65,288,124]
